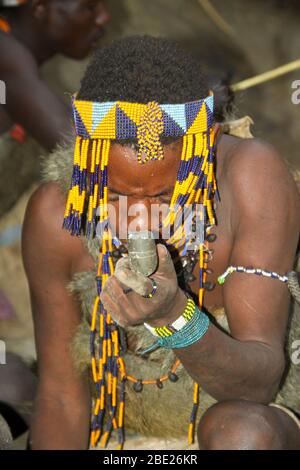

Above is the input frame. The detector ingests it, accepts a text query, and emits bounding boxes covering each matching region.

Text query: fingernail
[162,245,170,256]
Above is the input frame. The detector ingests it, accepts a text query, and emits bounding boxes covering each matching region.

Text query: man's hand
[100,244,187,328]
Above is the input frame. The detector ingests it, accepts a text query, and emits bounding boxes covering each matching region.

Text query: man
[0,0,110,150]
[0,0,110,214]
[22,36,300,450]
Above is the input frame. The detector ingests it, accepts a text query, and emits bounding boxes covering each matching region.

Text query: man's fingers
[115,257,153,296]
[155,244,176,276]
[100,291,121,324]
[114,256,130,271]
[101,277,146,327]
[102,276,129,306]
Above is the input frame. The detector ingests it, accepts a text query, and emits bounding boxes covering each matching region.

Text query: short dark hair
[78,35,209,105]
[78,35,233,137]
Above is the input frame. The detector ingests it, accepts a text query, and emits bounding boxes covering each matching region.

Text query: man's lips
[90,28,105,46]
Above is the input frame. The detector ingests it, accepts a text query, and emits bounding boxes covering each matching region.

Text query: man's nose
[95,3,112,27]
[127,200,153,233]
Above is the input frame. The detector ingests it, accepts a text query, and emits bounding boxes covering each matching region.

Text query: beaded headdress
[63,93,217,449]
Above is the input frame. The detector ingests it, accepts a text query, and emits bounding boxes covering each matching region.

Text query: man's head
[78,35,209,105]
[65,36,217,245]
[74,36,214,236]
[1,0,111,59]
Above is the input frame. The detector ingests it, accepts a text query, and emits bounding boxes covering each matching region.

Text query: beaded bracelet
[144,298,210,349]
[156,307,210,349]
[218,266,288,285]
[144,297,196,337]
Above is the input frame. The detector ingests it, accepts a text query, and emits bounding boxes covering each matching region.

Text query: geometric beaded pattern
[72,94,214,140]
[144,297,196,338]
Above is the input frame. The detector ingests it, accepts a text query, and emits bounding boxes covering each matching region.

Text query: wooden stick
[231,59,300,92]
[198,0,236,40]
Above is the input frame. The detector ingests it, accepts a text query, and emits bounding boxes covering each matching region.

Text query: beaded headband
[63,93,217,450]
[73,95,214,140]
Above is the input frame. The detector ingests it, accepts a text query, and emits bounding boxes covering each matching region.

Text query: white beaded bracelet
[218,266,288,285]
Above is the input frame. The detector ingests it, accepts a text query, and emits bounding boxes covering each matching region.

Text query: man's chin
[60,32,105,63]
[62,49,91,61]
[62,42,99,61]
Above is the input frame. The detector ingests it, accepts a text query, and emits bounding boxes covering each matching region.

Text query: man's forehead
[108,141,181,172]
[107,145,179,195]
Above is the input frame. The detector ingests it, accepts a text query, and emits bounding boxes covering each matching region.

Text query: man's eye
[86,0,98,11]
[157,194,172,204]
[108,193,120,202]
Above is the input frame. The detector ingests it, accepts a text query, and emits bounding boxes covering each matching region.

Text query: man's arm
[175,140,300,403]
[97,139,300,404]
[22,183,91,450]
[0,36,71,151]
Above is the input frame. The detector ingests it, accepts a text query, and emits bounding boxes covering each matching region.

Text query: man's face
[105,140,183,243]
[41,0,111,59]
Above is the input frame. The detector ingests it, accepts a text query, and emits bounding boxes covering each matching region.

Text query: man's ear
[31,0,48,21]
[213,123,221,141]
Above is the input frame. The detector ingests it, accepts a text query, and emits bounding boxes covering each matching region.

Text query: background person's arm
[22,183,91,450]
[0,37,72,151]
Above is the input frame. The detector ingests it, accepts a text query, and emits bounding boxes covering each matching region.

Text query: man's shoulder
[221,135,299,201]
[27,182,66,221]
[23,182,81,264]
[222,136,287,178]
[0,31,37,74]
[219,135,300,232]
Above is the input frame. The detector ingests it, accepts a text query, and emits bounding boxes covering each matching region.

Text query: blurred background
[0,0,299,448]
